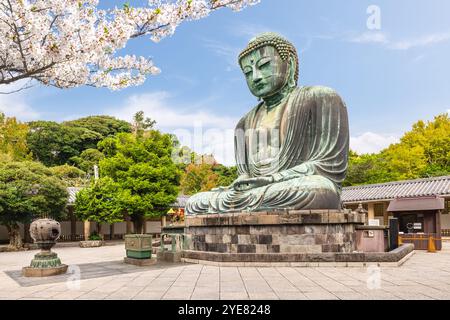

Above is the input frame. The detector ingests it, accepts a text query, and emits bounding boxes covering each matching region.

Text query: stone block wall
[184,210,365,254]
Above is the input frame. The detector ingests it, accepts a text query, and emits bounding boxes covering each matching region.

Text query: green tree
[64,115,132,138]
[344,113,450,186]
[180,163,219,195]
[0,161,68,249]
[213,164,238,187]
[26,121,102,166]
[98,132,180,233]
[74,177,124,237]
[49,164,88,187]
[0,112,31,160]
[132,111,156,138]
[69,148,105,175]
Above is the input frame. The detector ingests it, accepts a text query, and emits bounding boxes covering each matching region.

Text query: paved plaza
[1,242,450,300]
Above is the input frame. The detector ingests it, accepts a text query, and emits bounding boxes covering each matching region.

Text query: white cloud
[0,81,40,121]
[107,91,237,130]
[389,32,450,50]
[229,23,278,39]
[202,38,240,70]
[350,132,399,154]
[349,32,388,44]
[106,91,239,165]
[348,31,450,50]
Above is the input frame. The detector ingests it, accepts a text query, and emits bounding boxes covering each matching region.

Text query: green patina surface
[186,32,350,215]
[126,250,151,259]
[29,252,63,268]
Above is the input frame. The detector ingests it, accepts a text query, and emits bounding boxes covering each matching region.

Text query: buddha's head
[239,32,299,99]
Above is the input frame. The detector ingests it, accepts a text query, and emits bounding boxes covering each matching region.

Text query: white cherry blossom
[0,0,259,92]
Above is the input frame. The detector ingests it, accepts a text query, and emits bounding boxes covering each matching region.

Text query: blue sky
[1,0,450,164]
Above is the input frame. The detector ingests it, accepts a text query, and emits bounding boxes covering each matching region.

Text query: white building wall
[441,213,450,229]
[114,222,127,235]
[146,221,161,234]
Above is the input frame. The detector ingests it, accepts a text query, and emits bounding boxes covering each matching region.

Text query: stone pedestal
[157,251,182,263]
[183,210,366,262]
[22,251,68,277]
[124,257,157,266]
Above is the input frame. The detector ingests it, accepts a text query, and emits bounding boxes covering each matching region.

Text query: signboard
[413,223,422,230]
[368,219,380,226]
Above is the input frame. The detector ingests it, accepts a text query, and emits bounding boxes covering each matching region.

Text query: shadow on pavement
[5,259,185,287]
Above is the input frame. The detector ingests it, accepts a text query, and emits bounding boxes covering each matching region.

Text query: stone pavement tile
[332,292,369,300]
[267,282,299,292]
[338,280,365,287]
[172,280,198,287]
[413,288,450,300]
[362,291,402,300]
[317,285,356,293]
[382,285,431,294]
[304,291,339,300]
[163,285,195,297]
[51,291,87,300]
[248,292,279,300]
[389,292,436,300]
[191,288,220,300]
[23,290,68,299]
[294,286,323,293]
[76,292,110,300]
[238,268,262,280]
[162,291,193,300]
[220,292,249,300]
[0,291,38,300]
[132,290,166,300]
[104,288,141,300]
[220,286,247,293]
[220,280,246,286]
[276,291,308,300]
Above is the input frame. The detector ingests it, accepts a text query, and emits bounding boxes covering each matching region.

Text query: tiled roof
[342,176,450,203]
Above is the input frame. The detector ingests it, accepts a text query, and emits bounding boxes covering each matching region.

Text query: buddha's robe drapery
[185,86,349,214]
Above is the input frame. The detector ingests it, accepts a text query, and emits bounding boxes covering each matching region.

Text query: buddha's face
[240,46,290,99]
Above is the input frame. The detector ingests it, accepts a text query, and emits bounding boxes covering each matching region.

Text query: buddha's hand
[232,176,274,191]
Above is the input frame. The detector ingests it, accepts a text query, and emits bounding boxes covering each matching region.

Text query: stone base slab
[123,257,157,266]
[22,264,68,277]
[186,209,365,227]
[182,244,414,266]
[79,240,104,248]
[157,251,182,263]
[185,210,366,254]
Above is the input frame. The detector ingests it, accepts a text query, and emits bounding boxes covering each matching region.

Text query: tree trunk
[97,222,103,239]
[133,216,144,234]
[7,224,23,250]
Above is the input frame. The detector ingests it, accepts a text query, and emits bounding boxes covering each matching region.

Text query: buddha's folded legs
[185,175,341,215]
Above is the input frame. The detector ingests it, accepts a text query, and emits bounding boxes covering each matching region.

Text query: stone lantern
[22,218,68,277]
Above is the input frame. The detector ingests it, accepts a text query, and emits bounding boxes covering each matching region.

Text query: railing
[399,233,442,250]
[58,233,126,242]
[59,234,85,242]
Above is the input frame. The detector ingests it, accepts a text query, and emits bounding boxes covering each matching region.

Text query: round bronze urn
[23,218,68,277]
[30,218,61,251]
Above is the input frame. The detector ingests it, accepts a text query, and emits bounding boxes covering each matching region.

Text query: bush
[88,231,102,241]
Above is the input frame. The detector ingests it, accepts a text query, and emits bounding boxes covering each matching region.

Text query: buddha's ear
[287,56,296,88]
